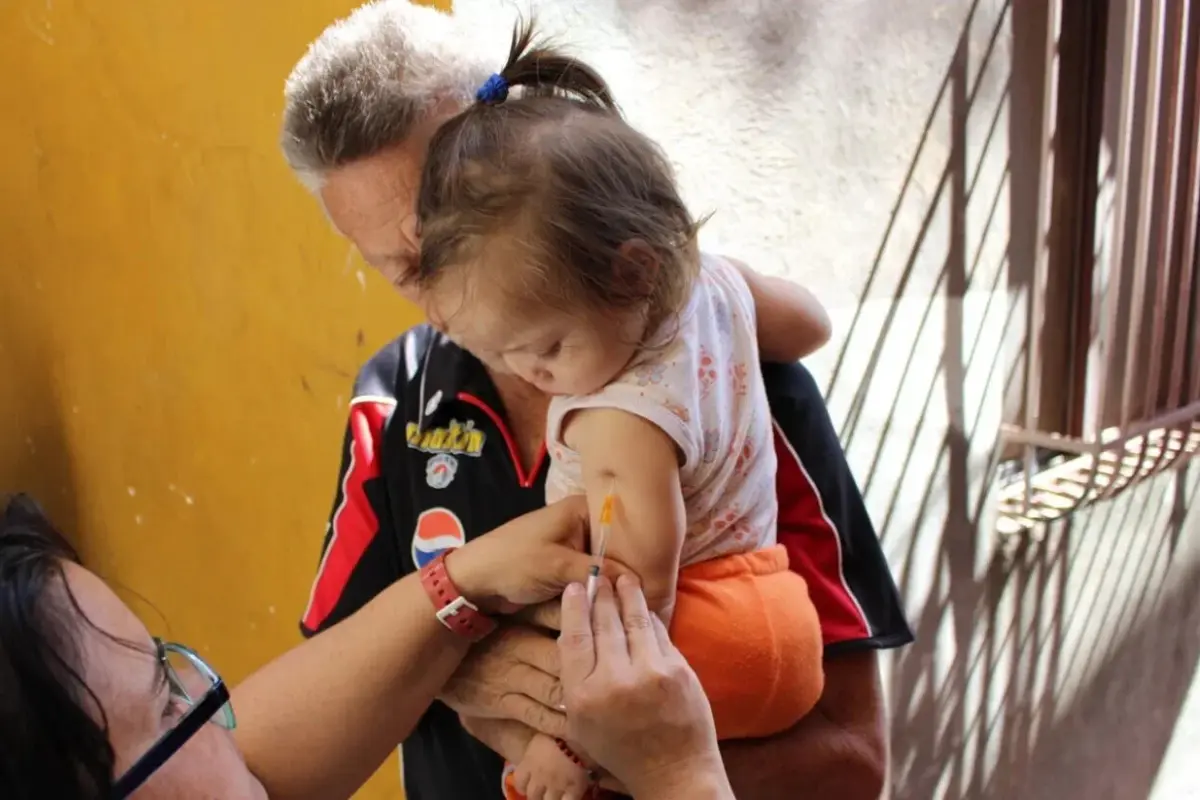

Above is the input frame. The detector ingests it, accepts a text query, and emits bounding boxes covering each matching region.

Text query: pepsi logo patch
[425,453,458,489]
[411,507,466,569]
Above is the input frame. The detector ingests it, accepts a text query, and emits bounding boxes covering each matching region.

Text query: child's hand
[512,732,593,800]
[726,256,832,362]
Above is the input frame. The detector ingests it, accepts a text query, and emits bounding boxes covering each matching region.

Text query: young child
[416,21,831,800]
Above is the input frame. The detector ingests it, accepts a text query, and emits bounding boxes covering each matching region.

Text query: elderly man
[275,2,912,798]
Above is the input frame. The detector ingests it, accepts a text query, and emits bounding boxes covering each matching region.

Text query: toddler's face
[424,275,644,397]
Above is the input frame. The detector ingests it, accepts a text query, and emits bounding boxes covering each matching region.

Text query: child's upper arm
[562,407,686,617]
[726,256,832,362]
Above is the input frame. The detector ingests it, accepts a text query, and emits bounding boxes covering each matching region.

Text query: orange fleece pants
[503,545,824,798]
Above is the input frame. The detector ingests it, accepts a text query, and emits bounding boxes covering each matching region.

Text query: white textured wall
[455,1,1200,797]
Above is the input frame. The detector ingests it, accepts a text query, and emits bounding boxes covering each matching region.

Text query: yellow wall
[0,1,448,796]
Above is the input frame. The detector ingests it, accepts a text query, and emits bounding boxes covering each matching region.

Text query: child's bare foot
[513,733,593,800]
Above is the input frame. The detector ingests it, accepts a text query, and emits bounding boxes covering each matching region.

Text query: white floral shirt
[545,254,777,566]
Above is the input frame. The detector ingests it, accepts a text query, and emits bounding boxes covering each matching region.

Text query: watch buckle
[436,595,479,627]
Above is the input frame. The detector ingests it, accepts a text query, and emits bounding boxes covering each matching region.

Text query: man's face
[318,113,454,305]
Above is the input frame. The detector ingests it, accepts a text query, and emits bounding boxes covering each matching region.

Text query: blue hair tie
[476,73,509,104]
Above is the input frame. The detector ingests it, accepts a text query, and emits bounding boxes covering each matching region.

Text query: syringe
[586,490,614,604]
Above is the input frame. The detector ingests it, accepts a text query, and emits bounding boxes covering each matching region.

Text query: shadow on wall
[894,469,1200,800]
[804,0,1200,796]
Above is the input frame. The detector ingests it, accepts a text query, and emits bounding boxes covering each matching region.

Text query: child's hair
[416,18,702,329]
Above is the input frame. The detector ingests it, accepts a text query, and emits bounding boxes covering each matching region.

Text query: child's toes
[512,769,530,797]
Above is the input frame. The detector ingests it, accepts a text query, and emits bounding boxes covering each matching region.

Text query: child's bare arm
[562,408,686,625]
[726,256,832,362]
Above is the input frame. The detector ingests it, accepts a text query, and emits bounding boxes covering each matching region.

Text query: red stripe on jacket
[302,398,394,632]
[772,421,872,646]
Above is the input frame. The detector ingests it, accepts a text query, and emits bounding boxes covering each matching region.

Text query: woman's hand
[444,496,624,614]
[557,575,734,799]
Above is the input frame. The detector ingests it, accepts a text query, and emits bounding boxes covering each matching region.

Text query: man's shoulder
[350,324,438,402]
[760,360,824,414]
[760,360,844,472]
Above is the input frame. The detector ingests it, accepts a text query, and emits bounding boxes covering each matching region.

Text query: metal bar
[1066,0,1112,438]
[1101,397,1200,443]
[1192,239,1200,401]
[1189,226,1200,417]
[999,1,1200,535]
[1189,93,1200,414]
[1108,0,1168,500]
[1023,0,1063,513]
[1000,425,1096,453]
[1145,0,1191,476]
[1042,0,1105,437]
[1165,0,1200,468]
[1089,0,1141,438]
[999,410,1200,523]
[1077,0,1143,504]
[998,423,1200,534]
[1002,396,1200,451]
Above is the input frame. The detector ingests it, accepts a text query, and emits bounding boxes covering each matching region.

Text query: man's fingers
[509,663,564,709]
[614,574,659,665]
[503,694,568,738]
[516,600,562,632]
[557,583,597,690]
[459,715,537,762]
[509,626,561,675]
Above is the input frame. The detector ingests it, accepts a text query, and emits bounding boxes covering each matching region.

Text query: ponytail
[474,17,618,114]
[416,16,702,330]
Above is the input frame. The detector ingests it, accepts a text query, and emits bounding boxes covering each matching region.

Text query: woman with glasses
[0,493,731,799]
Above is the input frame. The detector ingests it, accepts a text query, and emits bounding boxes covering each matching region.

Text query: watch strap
[419,552,498,642]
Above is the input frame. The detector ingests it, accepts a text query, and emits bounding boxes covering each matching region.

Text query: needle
[586,485,615,604]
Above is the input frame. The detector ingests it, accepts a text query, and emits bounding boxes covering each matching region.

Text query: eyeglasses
[112,638,236,799]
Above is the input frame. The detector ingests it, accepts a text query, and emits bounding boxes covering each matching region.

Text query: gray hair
[280,1,494,191]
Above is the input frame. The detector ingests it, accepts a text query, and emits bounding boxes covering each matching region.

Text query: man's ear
[613,239,660,299]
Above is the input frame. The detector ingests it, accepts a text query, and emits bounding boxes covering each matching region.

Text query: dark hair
[416,18,702,332]
[0,494,115,799]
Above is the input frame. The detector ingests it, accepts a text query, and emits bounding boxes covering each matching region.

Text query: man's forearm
[720,708,886,800]
[635,775,735,800]
[233,575,470,800]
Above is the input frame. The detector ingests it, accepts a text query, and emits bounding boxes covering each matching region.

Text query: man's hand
[515,599,563,631]
[440,625,568,738]
[459,716,538,763]
[720,650,887,799]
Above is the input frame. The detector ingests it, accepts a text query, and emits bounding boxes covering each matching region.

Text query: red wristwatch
[419,551,498,642]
